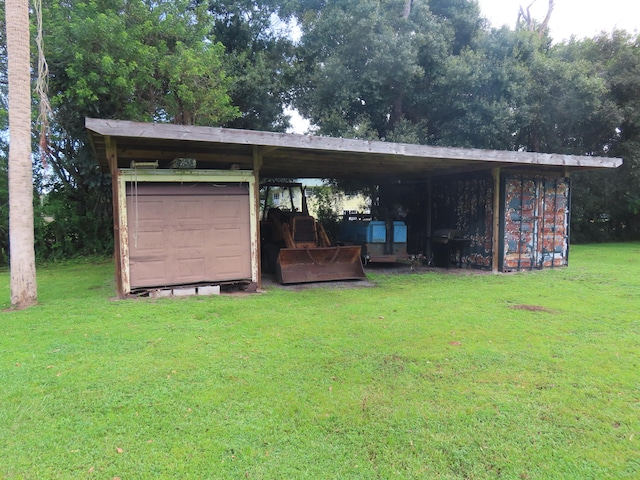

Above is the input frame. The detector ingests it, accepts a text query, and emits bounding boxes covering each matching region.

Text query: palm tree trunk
[6,0,37,308]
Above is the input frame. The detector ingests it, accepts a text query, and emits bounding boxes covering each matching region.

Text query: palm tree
[6,0,37,308]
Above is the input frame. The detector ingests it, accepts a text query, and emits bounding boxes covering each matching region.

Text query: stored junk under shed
[338,213,410,264]
[430,174,494,268]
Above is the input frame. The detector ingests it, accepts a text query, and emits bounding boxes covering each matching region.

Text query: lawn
[0,244,638,479]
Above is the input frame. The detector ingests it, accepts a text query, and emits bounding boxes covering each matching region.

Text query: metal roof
[86,118,622,180]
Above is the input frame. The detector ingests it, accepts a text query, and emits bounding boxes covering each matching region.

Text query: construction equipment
[260,182,366,284]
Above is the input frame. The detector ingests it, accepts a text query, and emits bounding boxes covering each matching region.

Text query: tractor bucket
[276,246,366,284]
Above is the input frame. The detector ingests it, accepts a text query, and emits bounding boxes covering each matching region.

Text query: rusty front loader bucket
[276,246,366,284]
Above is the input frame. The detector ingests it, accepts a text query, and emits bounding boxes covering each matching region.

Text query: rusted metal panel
[431,174,494,268]
[426,172,569,272]
[503,175,569,271]
[492,168,501,273]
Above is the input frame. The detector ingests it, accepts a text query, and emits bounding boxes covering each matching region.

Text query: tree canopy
[0,0,638,264]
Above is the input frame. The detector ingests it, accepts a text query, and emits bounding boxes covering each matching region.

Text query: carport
[86,118,622,297]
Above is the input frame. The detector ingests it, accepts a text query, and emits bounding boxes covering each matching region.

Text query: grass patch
[1,244,639,479]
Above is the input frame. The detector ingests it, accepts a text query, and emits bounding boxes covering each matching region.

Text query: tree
[33,0,241,261]
[0,2,10,265]
[562,32,640,240]
[518,0,554,38]
[292,0,435,139]
[427,27,525,149]
[512,33,615,154]
[205,0,297,131]
[45,0,239,127]
[6,0,37,308]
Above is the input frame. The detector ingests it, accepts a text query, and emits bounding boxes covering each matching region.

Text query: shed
[85,118,622,297]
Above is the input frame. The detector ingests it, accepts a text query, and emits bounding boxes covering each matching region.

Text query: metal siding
[541,178,569,268]
[126,183,251,289]
[503,175,569,271]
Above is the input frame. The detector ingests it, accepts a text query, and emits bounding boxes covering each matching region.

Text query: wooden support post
[106,137,129,298]
[492,167,501,273]
[252,147,263,288]
[425,176,432,263]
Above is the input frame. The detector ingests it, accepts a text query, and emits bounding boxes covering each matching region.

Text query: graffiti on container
[503,175,569,271]
[432,174,494,268]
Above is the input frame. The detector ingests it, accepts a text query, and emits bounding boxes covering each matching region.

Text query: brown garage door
[126,182,251,289]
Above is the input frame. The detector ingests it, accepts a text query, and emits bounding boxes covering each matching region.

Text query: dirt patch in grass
[510,304,556,313]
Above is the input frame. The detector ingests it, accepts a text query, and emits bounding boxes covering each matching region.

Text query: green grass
[1,244,638,479]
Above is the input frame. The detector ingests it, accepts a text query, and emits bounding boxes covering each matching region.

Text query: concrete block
[173,287,197,297]
[198,285,221,296]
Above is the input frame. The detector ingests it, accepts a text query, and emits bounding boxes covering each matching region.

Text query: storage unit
[430,175,494,268]
[501,175,569,270]
[368,221,387,243]
[393,221,408,243]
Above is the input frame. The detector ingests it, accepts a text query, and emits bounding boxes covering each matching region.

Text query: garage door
[126,182,252,289]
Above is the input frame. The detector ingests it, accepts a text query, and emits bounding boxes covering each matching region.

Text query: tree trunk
[6,0,37,308]
[539,0,555,37]
[402,0,412,19]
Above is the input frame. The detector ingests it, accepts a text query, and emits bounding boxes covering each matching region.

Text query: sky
[477,0,640,41]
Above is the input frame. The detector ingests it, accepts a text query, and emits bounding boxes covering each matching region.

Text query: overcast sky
[477,0,639,41]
